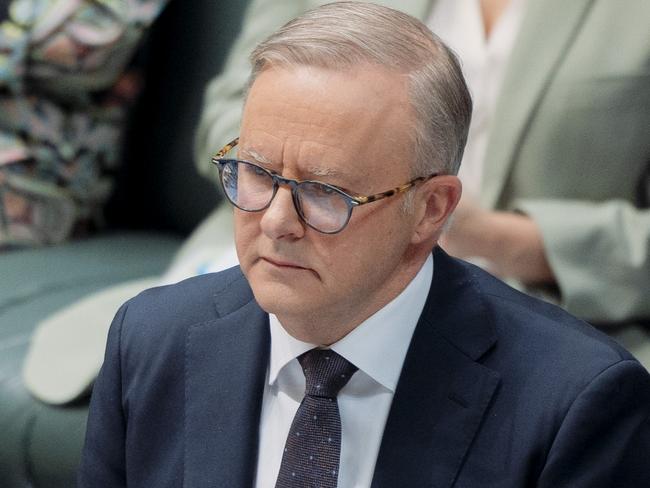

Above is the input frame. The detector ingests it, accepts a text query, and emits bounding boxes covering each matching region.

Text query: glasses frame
[211,137,438,234]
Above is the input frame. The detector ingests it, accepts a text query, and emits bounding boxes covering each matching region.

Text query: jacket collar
[185,248,500,487]
[371,247,500,488]
[184,270,270,487]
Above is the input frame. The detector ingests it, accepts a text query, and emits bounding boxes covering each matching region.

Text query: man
[194,0,650,364]
[78,3,650,487]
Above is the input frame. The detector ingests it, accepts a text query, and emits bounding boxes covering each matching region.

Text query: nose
[259,185,306,240]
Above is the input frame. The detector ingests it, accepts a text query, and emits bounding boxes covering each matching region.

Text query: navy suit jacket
[78,248,650,487]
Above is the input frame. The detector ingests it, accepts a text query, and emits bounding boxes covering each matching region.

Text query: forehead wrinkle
[306,165,340,178]
[239,147,273,166]
[296,139,350,182]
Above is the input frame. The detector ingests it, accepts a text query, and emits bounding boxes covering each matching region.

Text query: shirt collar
[268,254,433,393]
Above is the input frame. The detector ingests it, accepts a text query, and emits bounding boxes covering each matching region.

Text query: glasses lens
[221,161,274,211]
[297,181,351,233]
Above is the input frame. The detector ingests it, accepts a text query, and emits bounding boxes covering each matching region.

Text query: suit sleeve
[193,0,311,179]
[517,198,650,324]
[537,359,650,487]
[77,302,129,487]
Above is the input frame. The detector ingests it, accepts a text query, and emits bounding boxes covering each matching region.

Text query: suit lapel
[372,249,500,488]
[184,272,270,488]
[480,0,596,208]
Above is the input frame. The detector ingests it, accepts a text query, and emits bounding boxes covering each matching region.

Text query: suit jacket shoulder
[118,266,252,345]
[372,249,650,488]
[430,248,633,370]
[79,265,270,487]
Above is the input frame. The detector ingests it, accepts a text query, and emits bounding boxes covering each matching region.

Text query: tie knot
[298,349,358,398]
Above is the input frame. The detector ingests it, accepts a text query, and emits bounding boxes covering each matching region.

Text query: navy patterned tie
[275,349,358,488]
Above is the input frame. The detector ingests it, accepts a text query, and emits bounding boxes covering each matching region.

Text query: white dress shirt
[254,255,433,487]
[427,0,526,199]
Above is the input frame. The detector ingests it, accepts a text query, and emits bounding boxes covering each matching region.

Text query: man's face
[235,65,424,343]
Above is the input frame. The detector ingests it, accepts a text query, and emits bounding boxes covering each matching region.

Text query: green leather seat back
[0,0,251,486]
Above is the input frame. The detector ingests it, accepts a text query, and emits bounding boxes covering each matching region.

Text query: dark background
[106,0,251,235]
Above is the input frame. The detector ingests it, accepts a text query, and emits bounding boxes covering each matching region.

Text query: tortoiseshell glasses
[211,137,438,234]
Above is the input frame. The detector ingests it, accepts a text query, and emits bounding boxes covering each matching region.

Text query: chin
[249,279,314,316]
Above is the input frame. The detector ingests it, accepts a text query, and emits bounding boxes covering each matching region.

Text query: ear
[411,175,462,245]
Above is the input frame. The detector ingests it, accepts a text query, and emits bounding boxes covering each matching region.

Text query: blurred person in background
[191,0,650,364]
[0,0,168,249]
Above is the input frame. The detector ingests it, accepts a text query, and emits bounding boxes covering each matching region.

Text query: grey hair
[247,1,472,177]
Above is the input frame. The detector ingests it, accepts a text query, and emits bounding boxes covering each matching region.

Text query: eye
[315,184,336,195]
[241,162,270,179]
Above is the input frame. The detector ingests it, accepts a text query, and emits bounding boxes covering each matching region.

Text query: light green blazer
[195,0,650,327]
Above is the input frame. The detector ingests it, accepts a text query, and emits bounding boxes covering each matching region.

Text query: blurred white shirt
[427,0,526,200]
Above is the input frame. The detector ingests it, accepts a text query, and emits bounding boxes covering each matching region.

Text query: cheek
[332,207,412,268]
[314,223,395,286]
[347,203,412,248]
[234,212,261,265]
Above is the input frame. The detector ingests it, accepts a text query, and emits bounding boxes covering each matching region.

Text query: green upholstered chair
[0,0,249,485]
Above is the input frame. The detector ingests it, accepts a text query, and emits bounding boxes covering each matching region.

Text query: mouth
[262,257,310,270]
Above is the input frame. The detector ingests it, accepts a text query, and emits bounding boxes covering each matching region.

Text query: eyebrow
[239,148,273,165]
[306,166,341,178]
[240,147,342,179]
